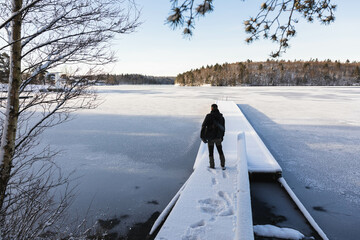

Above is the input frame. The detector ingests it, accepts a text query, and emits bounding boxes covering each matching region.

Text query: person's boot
[209,156,215,169]
[220,154,226,170]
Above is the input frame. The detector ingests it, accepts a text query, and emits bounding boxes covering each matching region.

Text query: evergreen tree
[167,0,336,57]
[175,60,360,86]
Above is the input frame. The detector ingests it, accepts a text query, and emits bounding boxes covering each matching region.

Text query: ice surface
[36,85,359,239]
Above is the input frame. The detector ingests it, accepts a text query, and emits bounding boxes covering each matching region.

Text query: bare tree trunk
[0,0,22,214]
[0,0,139,237]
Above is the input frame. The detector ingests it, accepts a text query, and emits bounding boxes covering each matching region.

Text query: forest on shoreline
[175,60,360,86]
[3,52,360,87]
[93,74,175,85]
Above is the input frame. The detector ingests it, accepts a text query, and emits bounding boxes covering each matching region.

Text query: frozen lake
[43,85,360,239]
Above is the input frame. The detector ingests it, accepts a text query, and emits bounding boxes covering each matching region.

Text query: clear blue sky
[106,0,360,76]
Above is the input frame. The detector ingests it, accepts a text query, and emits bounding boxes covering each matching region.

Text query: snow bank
[253,225,305,240]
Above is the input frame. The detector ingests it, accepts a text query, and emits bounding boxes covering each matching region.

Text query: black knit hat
[211,104,218,109]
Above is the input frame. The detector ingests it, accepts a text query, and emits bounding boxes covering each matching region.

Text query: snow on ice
[253,224,305,240]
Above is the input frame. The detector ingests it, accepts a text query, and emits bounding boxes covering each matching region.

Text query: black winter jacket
[200,109,225,141]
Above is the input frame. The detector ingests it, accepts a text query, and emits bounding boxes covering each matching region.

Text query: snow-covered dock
[150,101,283,239]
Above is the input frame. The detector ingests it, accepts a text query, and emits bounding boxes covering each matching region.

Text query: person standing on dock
[200,104,226,170]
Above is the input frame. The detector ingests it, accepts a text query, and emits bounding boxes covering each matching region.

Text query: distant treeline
[88,74,175,85]
[176,60,360,86]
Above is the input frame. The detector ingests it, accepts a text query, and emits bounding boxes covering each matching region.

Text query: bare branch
[0,0,140,238]
[0,0,43,30]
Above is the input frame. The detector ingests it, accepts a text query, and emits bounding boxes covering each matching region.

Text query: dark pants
[208,138,225,168]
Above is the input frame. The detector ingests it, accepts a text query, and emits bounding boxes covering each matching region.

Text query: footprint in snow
[198,197,234,217]
[218,191,234,216]
[219,207,234,216]
[198,198,224,214]
[190,219,206,228]
[211,177,218,186]
[218,191,232,206]
[182,221,206,240]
